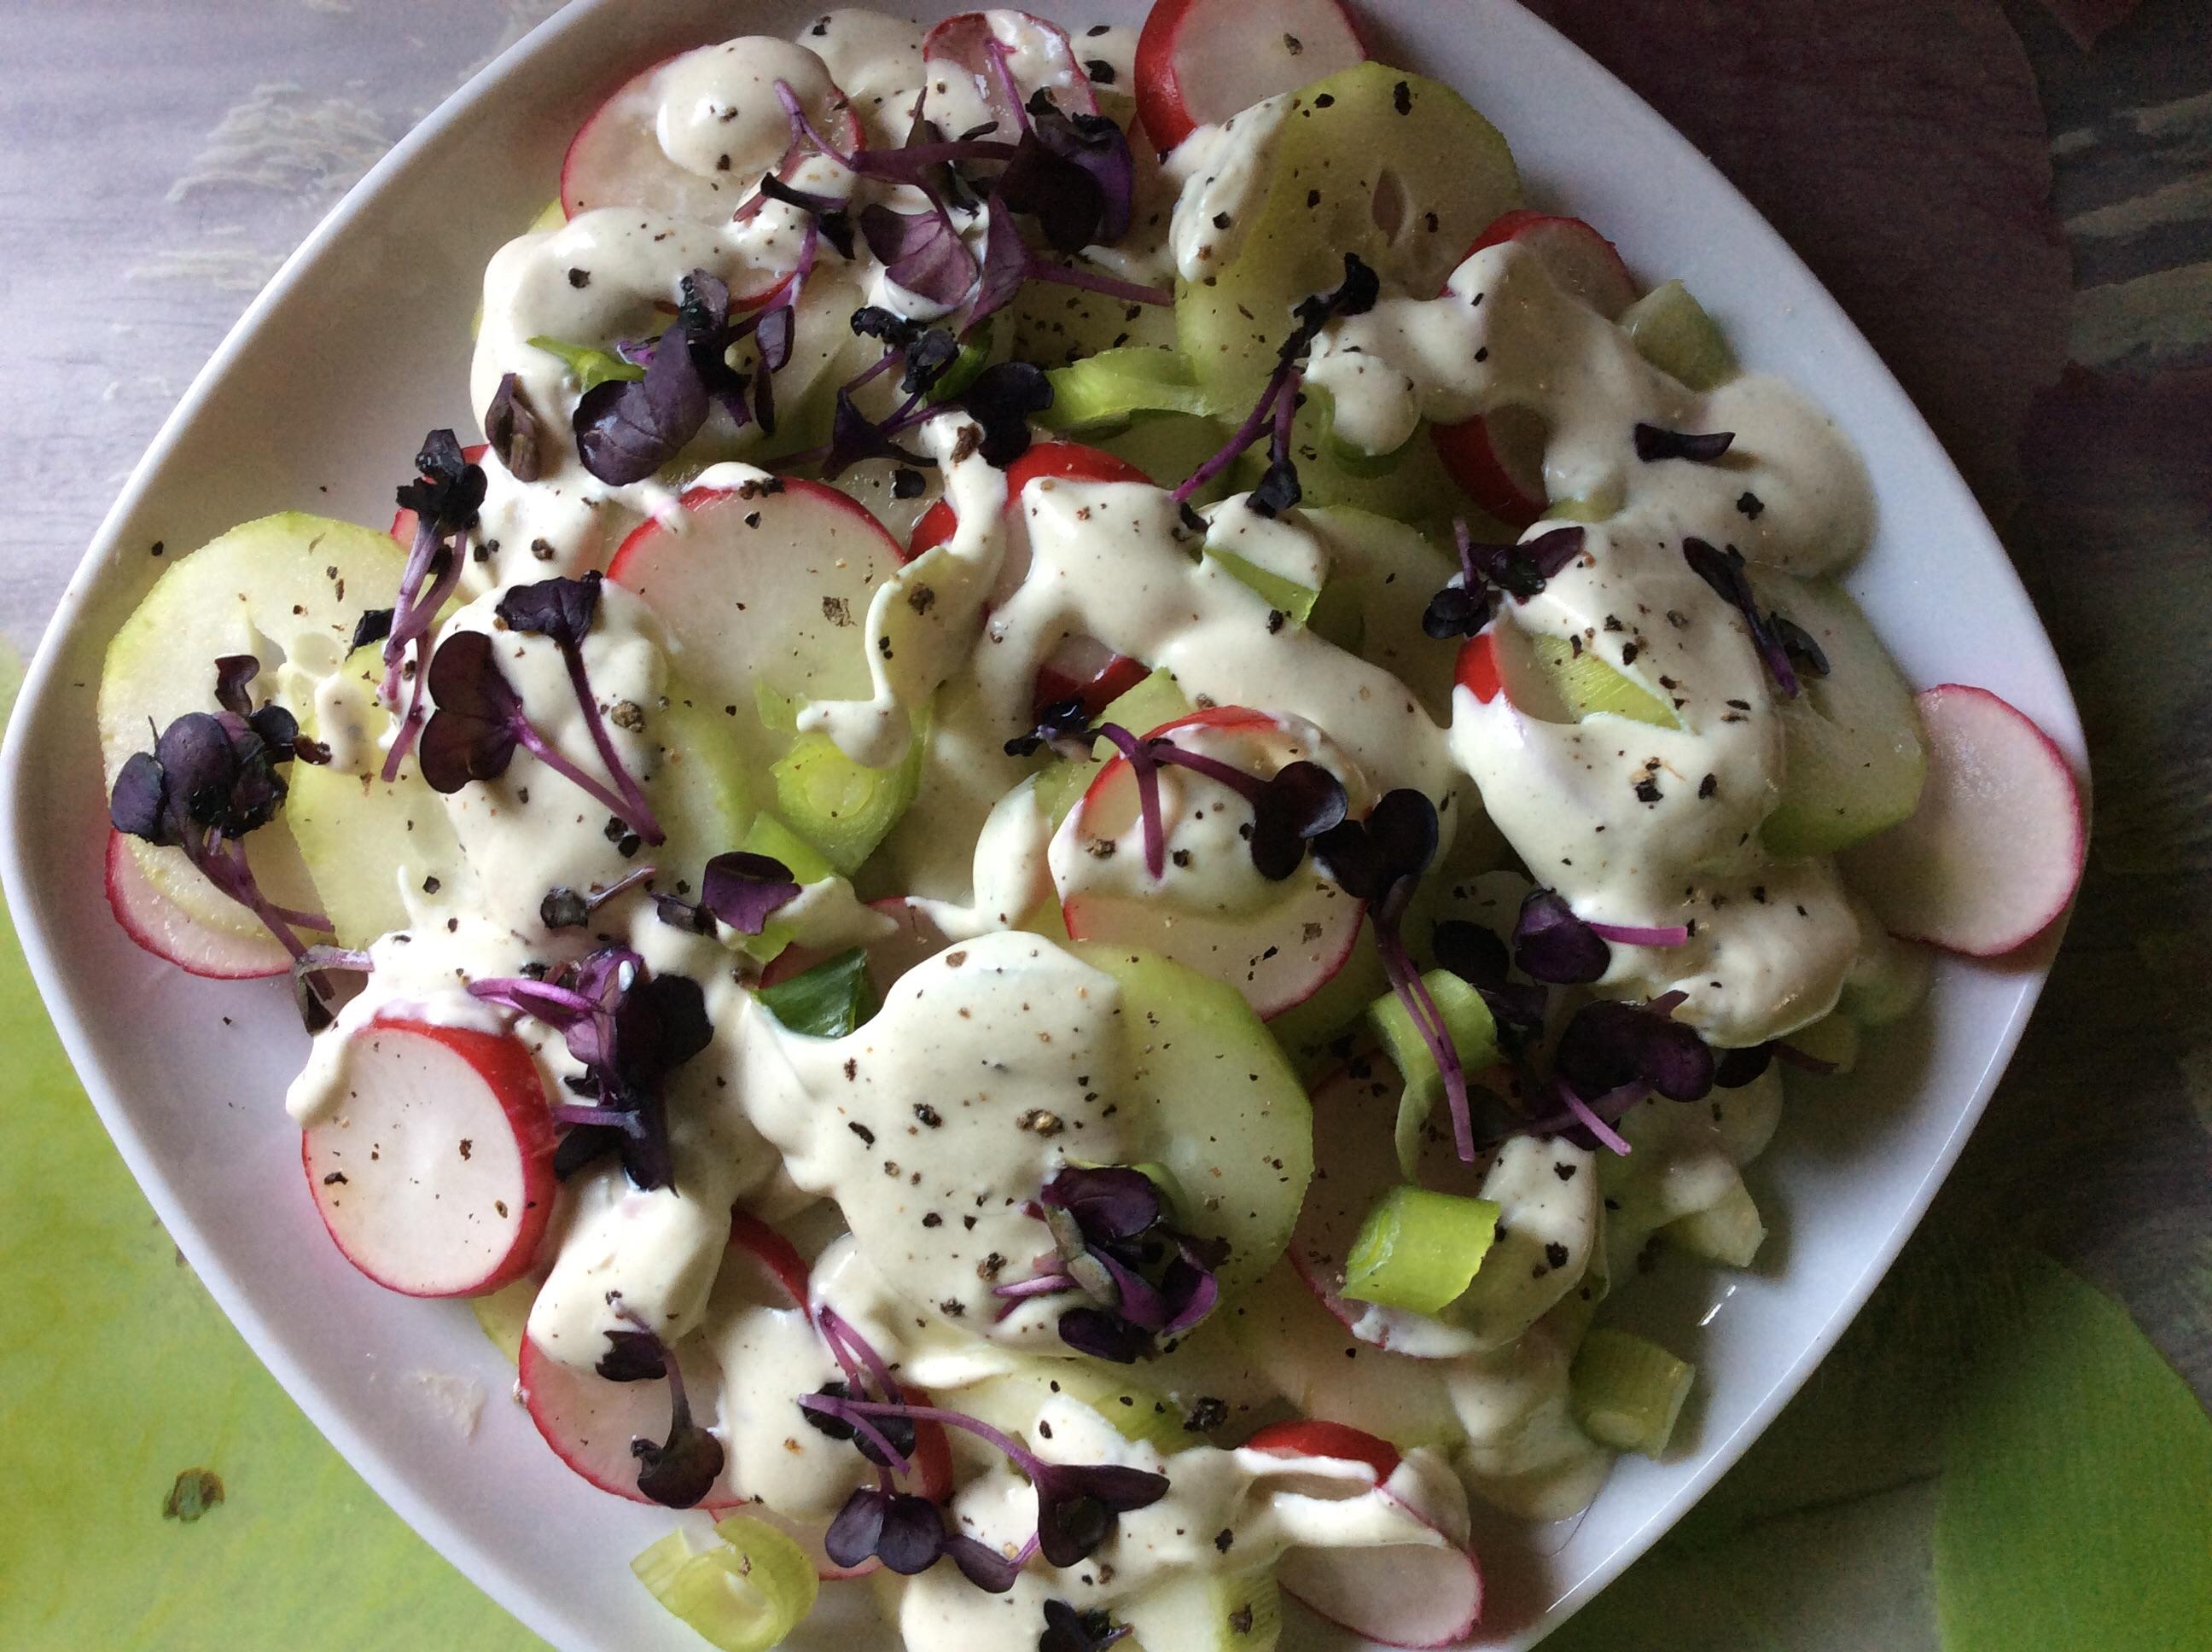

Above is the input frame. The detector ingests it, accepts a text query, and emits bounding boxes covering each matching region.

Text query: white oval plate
[0,3,2083,1648]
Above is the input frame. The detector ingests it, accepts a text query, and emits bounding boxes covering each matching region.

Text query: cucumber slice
[643,678,757,881]
[1749,572,1927,858]
[1045,346,1218,431]
[1010,271,1180,367]
[1342,1185,1500,1317]
[1667,1178,1766,1268]
[1233,389,1471,529]
[1301,509,1460,724]
[1179,62,1520,411]
[287,649,467,948]
[1206,550,1318,625]
[1070,942,1314,1304]
[1570,1328,1695,1458]
[469,1274,538,1365]
[1619,279,1737,392]
[1094,410,1237,503]
[1125,1565,1284,1652]
[959,1357,1197,1457]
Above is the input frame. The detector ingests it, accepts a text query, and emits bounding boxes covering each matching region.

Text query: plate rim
[0,2,2086,1648]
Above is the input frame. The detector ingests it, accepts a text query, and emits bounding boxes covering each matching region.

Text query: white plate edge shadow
[0,2,2087,1649]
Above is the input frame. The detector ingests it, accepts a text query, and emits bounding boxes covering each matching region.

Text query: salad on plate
[94,3,2087,1649]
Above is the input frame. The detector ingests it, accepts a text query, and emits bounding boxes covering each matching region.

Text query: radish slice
[1243,1422,1482,1647]
[302,1015,557,1297]
[519,1330,742,1507]
[1289,1062,1495,1358]
[1051,707,1369,1019]
[1134,0,1368,152]
[923,10,1100,139]
[1466,210,1638,319]
[1841,683,2085,957]
[561,43,861,222]
[1430,404,1547,527]
[105,829,292,980]
[389,443,488,544]
[1033,635,1152,721]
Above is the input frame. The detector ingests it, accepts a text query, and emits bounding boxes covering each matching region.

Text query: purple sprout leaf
[350,608,394,652]
[1682,537,1802,697]
[496,571,601,650]
[824,1487,890,1571]
[596,1328,670,1383]
[1312,788,1439,922]
[574,326,708,486]
[417,631,525,791]
[1634,423,1735,463]
[945,1533,1022,1595]
[1771,613,1831,678]
[1511,888,1614,985]
[760,173,858,260]
[1247,760,1348,881]
[971,208,1033,323]
[1040,1165,1161,1243]
[959,360,1053,467]
[394,428,488,538]
[1030,1461,1171,1568]
[860,201,980,308]
[1422,579,1493,642]
[875,1493,951,1576]
[1714,1043,1774,1088]
[698,851,801,935]
[1554,998,1714,1104]
[1023,90,1133,245]
[821,387,937,480]
[1040,1601,1130,1652]
[484,371,544,483]
[1057,1305,1155,1365]
[212,654,259,717]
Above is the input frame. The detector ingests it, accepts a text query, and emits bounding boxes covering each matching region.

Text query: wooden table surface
[2,0,2206,1646]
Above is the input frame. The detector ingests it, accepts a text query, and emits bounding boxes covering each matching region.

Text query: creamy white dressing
[247,13,1908,1640]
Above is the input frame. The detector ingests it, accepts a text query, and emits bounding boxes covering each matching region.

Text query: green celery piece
[527,334,644,391]
[769,717,927,877]
[759,947,876,1038]
[1342,1185,1500,1316]
[730,812,836,966]
[631,1517,818,1652]
[1207,549,1319,625]
[1530,634,1678,729]
[1043,346,1215,432]
[1620,279,1737,392]
[1571,1328,1697,1457]
[1365,969,1499,1176]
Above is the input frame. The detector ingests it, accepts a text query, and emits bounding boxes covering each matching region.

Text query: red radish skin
[1134,0,1368,153]
[1432,405,1547,528]
[1454,631,1505,707]
[923,11,1101,133]
[904,439,1152,561]
[1053,706,1367,1019]
[1841,683,2086,957]
[389,444,489,544]
[302,1015,557,1298]
[1243,1420,1482,1646]
[1033,637,1152,723]
[104,829,293,980]
[1465,209,1638,318]
[519,1330,742,1508]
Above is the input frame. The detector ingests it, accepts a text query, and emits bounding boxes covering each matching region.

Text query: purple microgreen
[539,863,657,931]
[574,323,709,486]
[469,946,708,1190]
[1003,695,1096,760]
[803,1381,918,1475]
[1019,1163,1227,1358]
[753,304,795,435]
[1041,1165,1161,1242]
[814,386,938,480]
[946,1533,1022,1594]
[212,654,259,717]
[1633,423,1735,463]
[1147,742,1347,882]
[1586,920,1691,947]
[1025,88,1133,245]
[379,430,486,749]
[482,573,666,844]
[1556,1079,1633,1156]
[1435,918,1549,1039]
[1422,577,1492,639]
[1511,888,1613,985]
[801,1392,1168,1568]
[1771,613,1831,678]
[607,1312,725,1509]
[698,851,801,934]
[289,944,371,1033]
[1682,537,1802,697]
[484,372,544,482]
[110,708,331,959]
[969,207,1172,328]
[1554,997,1714,1104]
[1091,723,1166,877]
[1431,520,1587,629]
[959,360,1053,465]
[758,172,858,259]
[860,201,981,309]
[350,608,394,652]
[1041,1600,1131,1652]
[1713,1043,1773,1088]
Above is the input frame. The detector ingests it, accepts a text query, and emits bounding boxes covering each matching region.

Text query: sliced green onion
[1043,346,1216,431]
[1667,1177,1767,1268]
[631,1516,818,1652]
[1529,634,1677,729]
[1619,279,1736,392]
[729,812,836,966]
[1342,1184,1500,1316]
[1366,968,1497,1176]
[528,334,645,392]
[1207,549,1320,625]
[1570,1327,1696,1457]
[760,946,875,1038]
